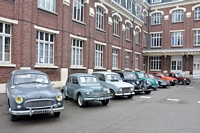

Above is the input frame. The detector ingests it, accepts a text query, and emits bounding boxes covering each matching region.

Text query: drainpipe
[132,17,135,71]
[147,6,151,73]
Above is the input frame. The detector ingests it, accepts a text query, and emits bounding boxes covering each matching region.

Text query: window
[126,0,132,12]
[114,0,121,4]
[96,7,104,30]
[135,4,141,19]
[171,60,182,71]
[135,54,139,70]
[126,23,130,40]
[113,16,119,35]
[194,30,200,46]
[143,14,147,23]
[136,30,140,44]
[150,56,161,70]
[151,33,162,47]
[143,33,147,47]
[95,44,103,67]
[143,57,146,72]
[0,22,11,62]
[152,0,162,3]
[195,7,200,20]
[38,0,56,12]
[125,52,130,69]
[172,10,183,22]
[36,31,54,64]
[151,13,162,25]
[71,39,83,66]
[73,0,84,22]
[112,49,118,68]
[171,32,183,46]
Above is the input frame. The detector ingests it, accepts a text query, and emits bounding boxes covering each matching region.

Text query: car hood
[140,77,157,84]
[82,85,105,92]
[107,81,133,88]
[14,84,57,99]
[161,76,177,81]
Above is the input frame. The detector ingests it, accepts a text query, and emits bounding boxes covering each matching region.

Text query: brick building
[0,0,200,93]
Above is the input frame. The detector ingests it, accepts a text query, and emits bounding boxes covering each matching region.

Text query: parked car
[6,70,64,121]
[168,72,191,85]
[92,71,135,99]
[115,71,152,94]
[152,72,178,86]
[147,74,169,88]
[133,71,159,90]
[61,73,112,107]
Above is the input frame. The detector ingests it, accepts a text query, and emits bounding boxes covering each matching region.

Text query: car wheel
[77,94,85,107]
[163,86,167,88]
[61,90,68,100]
[11,114,17,121]
[110,89,116,100]
[101,100,109,105]
[179,81,183,85]
[186,83,190,85]
[127,95,133,98]
[144,91,151,94]
[54,112,60,117]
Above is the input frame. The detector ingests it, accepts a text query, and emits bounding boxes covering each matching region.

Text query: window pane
[5,24,10,34]
[0,23,3,33]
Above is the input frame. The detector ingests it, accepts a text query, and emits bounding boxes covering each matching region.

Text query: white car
[92,71,135,99]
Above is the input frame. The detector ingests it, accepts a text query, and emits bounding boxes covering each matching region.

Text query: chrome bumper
[115,92,135,96]
[84,96,112,101]
[9,106,64,116]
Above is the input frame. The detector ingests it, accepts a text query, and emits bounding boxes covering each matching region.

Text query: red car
[168,72,191,85]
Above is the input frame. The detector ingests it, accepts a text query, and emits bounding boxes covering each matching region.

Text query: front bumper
[115,92,135,96]
[9,106,64,116]
[84,96,112,101]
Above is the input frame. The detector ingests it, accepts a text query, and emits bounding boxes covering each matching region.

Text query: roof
[11,70,46,75]
[92,71,118,75]
[69,73,94,77]
[115,71,133,74]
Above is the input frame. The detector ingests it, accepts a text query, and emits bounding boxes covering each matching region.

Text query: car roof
[115,71,133,74]
[69,73,94,77]
[92,71,118,75]
[11,70,46,75]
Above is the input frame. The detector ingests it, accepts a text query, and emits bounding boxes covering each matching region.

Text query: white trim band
[112,45,121,49]
[135,52,141,55]
[94,40,107,46]
[170,29,185,32]
[70,34,87,41]
[150,31,163,34]
[125,49,132,52]
[34,25,59,34]
[0,17,18,24]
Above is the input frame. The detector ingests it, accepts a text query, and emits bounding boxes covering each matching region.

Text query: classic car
[168,72,191,85]
[61,73,112,107]
[92,71,135,99]
[115,71,152,94]
[133,71,159,90]
[147,74,169,88]
[6,70,64,121]
[152,72,178,86]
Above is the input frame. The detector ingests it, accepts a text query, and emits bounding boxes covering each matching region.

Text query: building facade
[0,0,200,93]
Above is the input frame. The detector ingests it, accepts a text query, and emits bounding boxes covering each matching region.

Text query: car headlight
[107,89,110,94]
[147,81,150,84]
[15,96,23,104]
[130,87,134,91]
[156,81,158,84]
[119,88,122,92]
[85,90,90,95]
[56,95,63,101]
[184,78,186,80]
[136,81,139,84]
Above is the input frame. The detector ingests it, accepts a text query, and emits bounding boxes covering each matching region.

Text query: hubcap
[78,95,82,106]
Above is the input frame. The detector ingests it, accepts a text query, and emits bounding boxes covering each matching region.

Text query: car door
[70,77,79,98]
[66,77,73,96]
[98,74,107,88]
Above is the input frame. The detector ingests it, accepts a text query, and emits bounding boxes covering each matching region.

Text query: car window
[137,73,145,78]
[106,74,121,81]
[79,76,99,84]
[14,74,49,85]
[72,77,78,84]
[67,77,72,84]
[124,73,136,79]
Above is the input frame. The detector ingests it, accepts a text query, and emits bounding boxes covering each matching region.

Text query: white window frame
[125,0,132,12]
[171,32,183,46]
[195,7,200,20]
[113,16,119,35]
[150,56,161,70]
[96,7,104,30]
[112,49,118,68]
[38,0,56,12]
[171,60,182,71]
[126,23,130,40]
[151,33,162,47]
[0,22,12,62]
[36,31,54,64]
[95,44,103,67]
[125,52,130,69]
[194,30,200,46]
[71,39,83,66]
[143,33,147,47]
[172,10,184,22]
[151,13,162,25]
[135,4,141,19]
[152,0,162,3]
[135,54,139,70]
[73,0,84,22]
[136,30,140,44]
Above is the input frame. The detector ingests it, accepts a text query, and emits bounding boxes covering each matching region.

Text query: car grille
[90,92,106,97]
[122,87,131,92]
[24,99,55,109]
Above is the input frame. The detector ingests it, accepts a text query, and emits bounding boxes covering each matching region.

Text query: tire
[186,83,190,85]
[127,95,133,98]
[101,100,109,105]
[77,94,85,107]
[11,114,17,121]
[144,91,151,94]
[61,90,68,100]
[179,81,183,85]
[54,112,60,117]
[110,89,116,100]
[163,86,167,88]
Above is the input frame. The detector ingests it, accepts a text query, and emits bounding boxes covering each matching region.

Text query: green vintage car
[133,71,159,90]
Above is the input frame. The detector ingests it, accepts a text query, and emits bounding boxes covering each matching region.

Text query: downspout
[132,17,135,71]
[147,6,151,73]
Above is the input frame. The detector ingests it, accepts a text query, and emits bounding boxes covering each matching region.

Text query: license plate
[124,93,131,95]
[33,110,49,114]
[96,97,104,100]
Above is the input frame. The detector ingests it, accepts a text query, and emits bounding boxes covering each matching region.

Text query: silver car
[92,71,135,99]
[6,70,64,121]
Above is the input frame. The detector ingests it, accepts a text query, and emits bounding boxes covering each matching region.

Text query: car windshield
[124,73,137,79]
[14,74,49,85]
[137,73,145,78]
[106,74,121,81]
[148,74,154,78]
[175,73,183,77]
[79,76,99,84]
